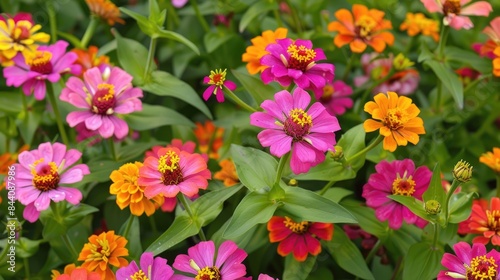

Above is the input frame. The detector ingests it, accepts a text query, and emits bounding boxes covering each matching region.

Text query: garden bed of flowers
[1,0,500,279]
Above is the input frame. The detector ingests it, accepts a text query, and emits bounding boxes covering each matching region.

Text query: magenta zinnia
[13,142,90,222]
[362,159,431,229]
[60,66,143,139]
[250,87,341,174]
[202,68,237,103]
[172,240,247,280]
[315,80,354,116]
[260,38,334,97]
[116,252,174,280]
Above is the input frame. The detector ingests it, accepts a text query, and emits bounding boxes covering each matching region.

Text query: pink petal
[23,203,41,223]
[66,111,95,127]
[189,241,215,268]
[461,1,492,16]
[98,116,114,138]
[57,187,83,204]
[109,116,128,139]
[421,0,443,13]
[85,114,103,130]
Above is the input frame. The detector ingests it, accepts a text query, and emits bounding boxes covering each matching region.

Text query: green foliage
[403,242,443,280]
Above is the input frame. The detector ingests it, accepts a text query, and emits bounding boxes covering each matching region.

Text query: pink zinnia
[202,68,237,103]
[437,242,500,279]
[315,80,353,116]
[138,146,211,199]
[0,12,34,24]
[420,0,492,30]
[60,66,143,139]
[362,159,431,229]
[260,38,334,97]
[250,88,341,174]
[12,142,90,223]
[172,240,247,280]
[116,252,174,280]
[3,40,81,100]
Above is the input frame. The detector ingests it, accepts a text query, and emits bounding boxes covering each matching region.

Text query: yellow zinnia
[480,147,500,173]
[363,91,425,152]
[242,27,288,75]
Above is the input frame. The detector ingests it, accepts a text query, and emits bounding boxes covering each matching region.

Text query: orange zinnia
[71,46,111,76]
[479,147,500,173]
[328,4,394,53]
[400,13,440,42]
[85,0,125,25]
[363,91,425,152]
[109,162,164,216]
[194,121,224,160]
[494,47,500,77]
[469,197,500,246]
[242,27,288,75]
[78,231,129,280]
[214,158,240,187]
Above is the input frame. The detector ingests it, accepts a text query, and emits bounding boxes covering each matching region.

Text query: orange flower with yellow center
[328,4,394,53]
[72,46,111,76]
[214,159,240,187]
[194,121,224,160]
[110,162,164,216]
[242,28,288,74]
[78,231,129,280]
[400,13,440,42]
[85,0,125,25]
[363,91,425,152]
[480,147,500,173]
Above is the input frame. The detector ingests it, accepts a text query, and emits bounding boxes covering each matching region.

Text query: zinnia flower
[71,46,111,77]
[109,162,164,216]
[55,268,101,280]
[455,67,481,87]
[327,4,394,53]
[260,38,334,97]
[250,88,341,174]
[494,47,500,77]
[116,252,174,280]
[479,17,500,58]
[194,121,224,160]
[315,80,353,116]
[202,68,237,103]
[420,0,492,30]
[0,13,50,66]
[13,142,90,223]
[437,241,500,279]
[362,159,431,229]
[78,231,129,280]
[172,240,247,280]
[214,158,240,187]
[363,91,425,152]
[85,0,125,25]
[267,216,333,262]
[3,40,81,100]
[60,66,143,139]
[469,197,500,245]
[400,12,440,42]
[172,0,188,8]
[242,28,288,75]
[138,146,211,199]
[480,147,500,173]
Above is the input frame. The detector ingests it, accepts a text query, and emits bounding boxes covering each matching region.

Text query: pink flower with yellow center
[420,0,492,30]
[12,142,90,223]
[116,252,174,280]
[315,80,353,116]
[202,68,237,103]
[260,38,334,97]
[267,216,333,262]
[3,40,81,100]
[138,147,211,199]
[469,197,500,246]
[60,66,143,139]
[250,88,341,175]
[362,159,431,229]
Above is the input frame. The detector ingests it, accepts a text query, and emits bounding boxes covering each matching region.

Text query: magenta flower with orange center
[469,197,500,246]
[315,80,353,116]
[202,68,237,103]
[438,242,500,279]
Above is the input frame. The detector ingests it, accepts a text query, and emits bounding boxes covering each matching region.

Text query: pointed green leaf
[239,0,278,32]
[417,42,434,63]
[57,31,83,49]
[204,32,236,53]
[157,29,200,55]
[445,46,492,74]
[0,92,22,114]
[146,215,198,255]
[230,144,278,191]
[115,32,150,86]
[119,7,156,37]
[15,238,42,258]
[124,104,194,130]
[191,184,243,226]
[448,192,476,224]
[283,254,317,280]
[341,200,388,238]
[403,242,443,280]
[388,195,430,221]
[119,215,142,261]
[322,187,353,203]
[424,60,463,109]
[231,68,277,105]
[63,203,99,228]
[423,163,446,205]
[148,0,165,26]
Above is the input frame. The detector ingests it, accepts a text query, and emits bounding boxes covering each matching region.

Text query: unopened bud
[288,179,298,186]
[393,53,414,70]
[329,146,344,161]
[425,200,441,215]
[453,160,473,183]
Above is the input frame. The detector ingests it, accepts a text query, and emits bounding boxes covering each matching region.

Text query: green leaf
[282,187,357,224]
[119,7,156,38]
[388,195,430,221]
[239,0,278,32]
[322,187,353,203]
[57,31,83,49]
[231,68,277,105]
[142,70,212,119]
[79,160,122,185]
[448,192,476,224]
[417,42,434,63]
[16,238,42,258]
[204,32,236,53]
[157,30,200,55]
[0,93,22,114]
[422,163,446,205]
[325,225,375,280]
[119,215,142,261]
[17,100,43,146]
[424,60,464,109]
[230,144,278,191]
[191,184,243,226]
[341,200,388,238]
[283,254,317,280]
[445,46,492,73]
[148,0,164,26]
[63,203,99,228]
[116,140,165,162]
[124,104,194,131]
[223,192,278,239]
[146,215,198,255]
[115,32,150,86]
[402,242,443,280]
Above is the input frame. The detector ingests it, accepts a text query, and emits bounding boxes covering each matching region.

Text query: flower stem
[46,1,57,43]
[272,6,284,27]
[341,53,356,82]
[223,86,258,113]
[143,37,158,82]
[80,16,99,49]
[108,138,117,161]
[282,0,302,36]
[496,174,500,198]
[178,193,207,241]
[23,256,30,278]
[319,180,335,196]
[46,82,69,146]
[432,223,439,249]
[345,134,383,165]
[61,233,79,261]
[122,214,135,239]
[365,239,381,265]
[269,152,290,201]
[274,152,290,187]
[149,216,158,235]
[443,180,461,224]
[437,25,449,59]
[189,0,210,33]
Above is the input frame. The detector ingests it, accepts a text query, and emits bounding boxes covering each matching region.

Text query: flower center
[283,216,309,234]
[486,210,500,232]
[464,255,497,280]
[89,237,111,263]
[208,69,227,89]
[12,22,32,41]
[391,171,416,196]
[131,270,149,280]
[283,108,313,141]
[443,0,461,16]
[355,15,377,38]
[195,266,221,280]
[286,43,316,72]
[25,50,53,74]
[157,150,184,186]
[320,85,335,102]
[384,107,409,131]
[91,83,116,115]
[30,159,60,192]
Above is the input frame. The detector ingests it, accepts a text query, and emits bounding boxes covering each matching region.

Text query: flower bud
[425,200,441,215]
[393,53,414,71]
[288,179,298,186]
[329,145,344,161]
[453,160,473,183]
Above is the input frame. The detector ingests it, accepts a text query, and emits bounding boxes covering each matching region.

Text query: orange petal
[350,39,367,53]
[334,34,354,48]
[363,119,383,132]
[383,135,397,152]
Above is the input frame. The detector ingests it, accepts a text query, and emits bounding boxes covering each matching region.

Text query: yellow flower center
[320,85,335,102]
[391,171,416,196]
[486,209,500,232]
[443,0,461,16]
[355,15,377,38]
[283,108,313,141]
[384,107,409,131]
[157,150,184,185]
[465,255,498,280]
[195,266,221,280]
[286,43,316,71]
[91,83,116,115]
[208,69,227,89]
[283,216,309,234]
[25,50,53,74]
[89,237,111,263]
[11,21,32,41]
[30,159,60,191]
[131,270,149,280]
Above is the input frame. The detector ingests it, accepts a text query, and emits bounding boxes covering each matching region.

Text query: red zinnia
[469,197,500,246]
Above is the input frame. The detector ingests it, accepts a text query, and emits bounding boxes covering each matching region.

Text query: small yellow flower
[480,147,500,173]
[214,159,240,187]
[85,0,125,25]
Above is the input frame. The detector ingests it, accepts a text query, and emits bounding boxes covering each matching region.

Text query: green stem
[164,0,180,28]
[319,180,335,196]
[286,84,295,92]
[149,216,158,235]
[496,174,500,198]
[354,70,395,114]
[122,215,135,239]
[189,0,210,33]
[143,37,158,82]
[46,1,57,43]
[437,25,449,59]
[23,256,30,278]
[80,16,99,49]
[46,82,69,146]
[345,134,383,164]
[61,234,79,262]
[435,81,442,113]
[274,152,291,187]
[341,53,356,82]
[432,223,439,249]
[272,6,284,27]
[108,138,117,161]
[223,86,258,113]
[365,239,381,265]
[444,180,461,224]
[283,0,302,36]
[178,194,207,241]
[50,203,79,261]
